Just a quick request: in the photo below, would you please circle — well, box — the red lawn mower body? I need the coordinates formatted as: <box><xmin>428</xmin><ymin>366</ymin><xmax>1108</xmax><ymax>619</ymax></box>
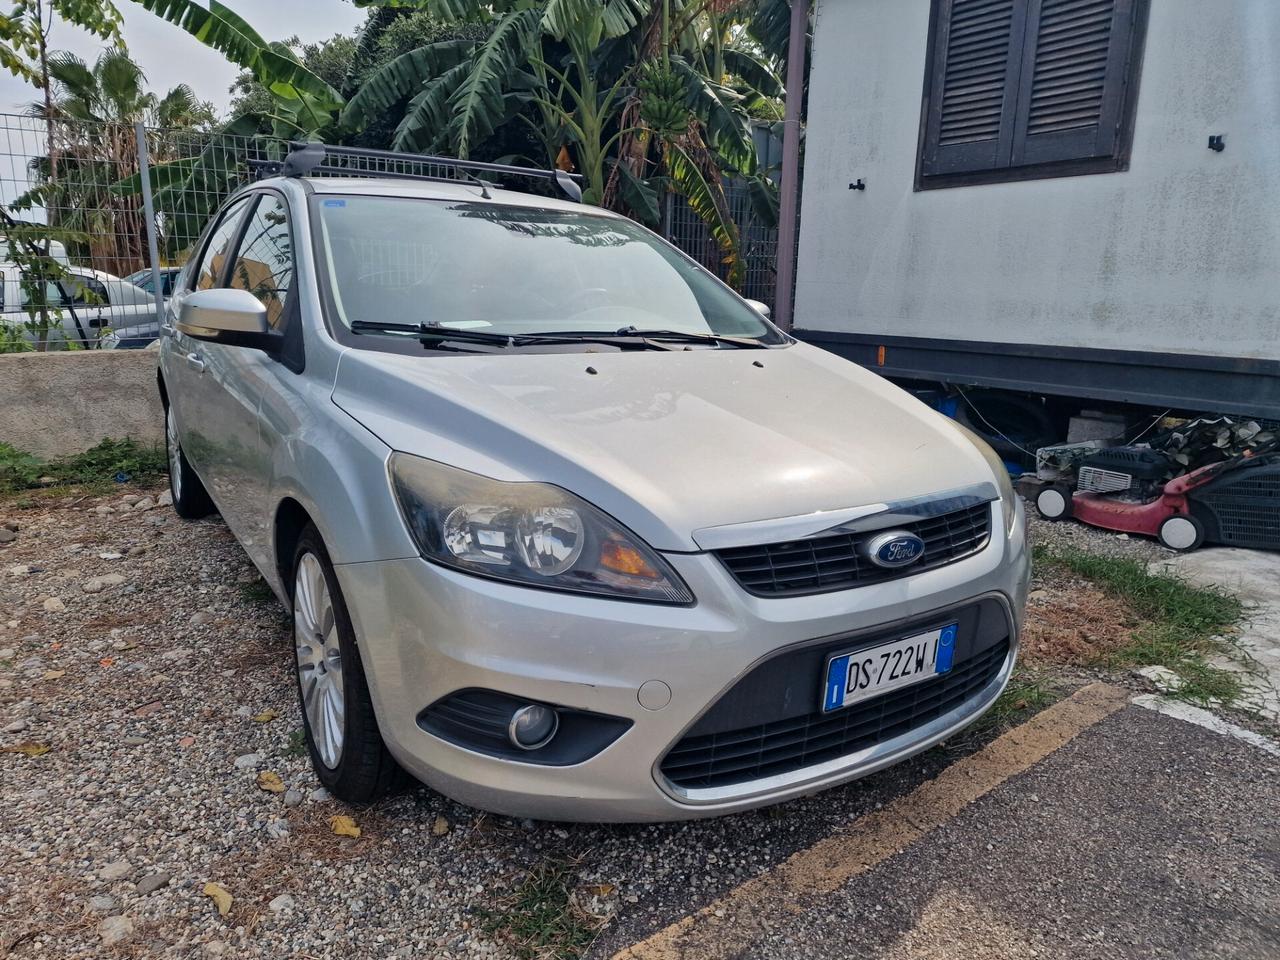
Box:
<box><xmin>1069</xmin><ymin>462</ymin><xmax>1220</xmax><ymax>537</ymax></box>
<box><xmin>1033</xmin><ymin>454</ymin><xmax>1276</xmax><ymax>551</ymax></box>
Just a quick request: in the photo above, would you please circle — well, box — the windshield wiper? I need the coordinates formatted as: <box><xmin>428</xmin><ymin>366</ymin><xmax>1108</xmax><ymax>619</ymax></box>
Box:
<box><xmin>608</xmin><ymin>327</ymin><xmax>769</xmax><ymax>349</ymax></box>
<box><xmin>351</xmin><ymin>319</ymin><xmax>517</xmax><ymax>349</ymax></box>
<box><xmin>349</xmin><ymin>320</ymin><xmax>680</xmax><ymax>352</ymax></box>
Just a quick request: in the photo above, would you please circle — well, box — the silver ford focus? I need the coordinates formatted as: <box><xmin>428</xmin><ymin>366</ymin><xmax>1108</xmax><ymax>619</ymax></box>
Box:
<box><xmin>159</xmin><ymin>146</ymin><xmax>1029</xmax><ymax>822</ymax></box>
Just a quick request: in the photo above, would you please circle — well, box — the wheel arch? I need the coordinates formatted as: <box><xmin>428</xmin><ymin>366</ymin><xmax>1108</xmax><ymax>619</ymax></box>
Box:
<box><xmin>274</xmin><ymin>497</ymin><xmax>314</xmax><ymax>604</ymax></box>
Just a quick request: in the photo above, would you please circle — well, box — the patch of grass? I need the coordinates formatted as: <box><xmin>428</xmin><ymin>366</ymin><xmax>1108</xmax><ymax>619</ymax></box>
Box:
<box><xmin>948</xmin><ymin>667</ymin><xmax>1056</xmax><ymax>749</ymax></box>
<box><xmin>0</xmin><ymin>438</ymin><xmax>167</xmax><ymax>495</ymax></box>
<box><xmin>1034</xmin><ymin>544</ymin><xmax>1245</xmax><ymax>706</ymax></box>
<box><xmin>284</xmin><ymin>728</ymin><xmax>307</xmax><ymax>758</ymax></box>
<box><xmin>479</xmin><ymin>860</ymin><xmax>603</xmax><ymax>960</ymax></box>
<box><xmin>238</xmin><ymin>578</ymin><xmax>276</xmax><ymax>606</ymax></box>
<box><xmin>986</xmin><ymin>669</ymin><xmax>1055</xmax><ymax>727</ymax></box>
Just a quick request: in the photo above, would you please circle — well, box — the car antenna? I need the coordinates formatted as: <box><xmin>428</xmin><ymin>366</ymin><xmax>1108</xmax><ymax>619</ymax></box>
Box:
<box><xmin>458</xmin><ymin>171</ymin><xmax>494</xmax><ymax>200</ymax></box>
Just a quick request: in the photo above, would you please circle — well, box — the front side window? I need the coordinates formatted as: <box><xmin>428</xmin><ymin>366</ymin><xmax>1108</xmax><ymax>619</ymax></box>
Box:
<box><xmin>195</xmin><ymin>196</ymin><xmax>252</xmax><ymax>291</ymax></box>
<box><xmin>918</xmin><ymin>0</ymin><xmax>1149</xmax><ymax>188</ymax></box>
<box><xmin>229</xmin><ymin>195</ymin><xmax>294</xmax><ymax>329</ymax></box>
<box><xmin>66</xmin><ymin>275</ymin><xmax>108</xmax><ymax>306</ymax></box>
<box><xmin>314</xmin><ymin>196</ymin><xmax>780</xmax><ymax>345</ymax></box>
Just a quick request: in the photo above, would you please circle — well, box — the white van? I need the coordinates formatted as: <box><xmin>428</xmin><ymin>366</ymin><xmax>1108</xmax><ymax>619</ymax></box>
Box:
<box><xmin>0</xmin><ymin>265</ymin><xmax>157</xmax><ymax>348</ymax></box>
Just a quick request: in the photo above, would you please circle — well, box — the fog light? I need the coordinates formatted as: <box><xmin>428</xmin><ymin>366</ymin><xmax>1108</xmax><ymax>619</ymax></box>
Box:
<box><xmin>508</xmin><ymin>704</ymin><xmax>559</xmax><ymax>750</ymax></box>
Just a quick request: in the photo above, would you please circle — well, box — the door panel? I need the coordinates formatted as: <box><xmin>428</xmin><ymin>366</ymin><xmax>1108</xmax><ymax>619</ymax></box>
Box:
<box><xmin>166</xmin><ymin>195</ymin><xmax>253</xmax><ymax>478</ymax></box>
<box><xmin>217</xmin><ymin>193</ymin><xmax>299</xmax><ymax>570</ymax></box>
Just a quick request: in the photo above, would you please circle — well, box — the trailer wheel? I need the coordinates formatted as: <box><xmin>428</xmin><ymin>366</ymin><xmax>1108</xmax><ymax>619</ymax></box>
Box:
<box><xmin>1158</xmin><ymin>514</ymin><xmax>1204</xmax><ymax>552</ymax></box>
<box><xmin>1035</xmin><ymin>484</ymin><xmax>1074</xmax><ymax>521</ymax></box>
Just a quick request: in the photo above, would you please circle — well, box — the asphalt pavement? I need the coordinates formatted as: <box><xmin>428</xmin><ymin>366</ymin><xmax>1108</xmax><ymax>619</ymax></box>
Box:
<box><xmin>599</xmin><ymin>687</ymin><xmax>1280</xmax><ymax>960</ymax></box>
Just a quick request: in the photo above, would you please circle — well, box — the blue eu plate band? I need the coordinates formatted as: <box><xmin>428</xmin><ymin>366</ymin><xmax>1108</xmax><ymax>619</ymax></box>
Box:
<box><xmin>935</xmin><ymin>623</ymin><xmax>958</xmax><ymax>674</ymax></box>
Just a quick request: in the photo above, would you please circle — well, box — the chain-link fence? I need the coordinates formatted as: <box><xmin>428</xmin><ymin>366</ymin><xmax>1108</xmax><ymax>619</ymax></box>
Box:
<box><xmin>0</xmin><ymin>112</ymin><xmax>779</xmax><ymax>351</ymax></box>
<box><xmin>665</xmin><ymin>183</ymin><xmax>778</xmax><ymax>310</ymax></box>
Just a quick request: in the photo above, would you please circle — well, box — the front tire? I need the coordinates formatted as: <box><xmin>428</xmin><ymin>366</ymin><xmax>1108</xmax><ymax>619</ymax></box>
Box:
<box><xmin>165</xmin><ymin>405</ymin><xmax>214</xmax><ymax>519</ymax></box>
<box><xmin>292</xmin><ymin>524</ymin><xmax>399</xmax><ymax>804</ymax></box>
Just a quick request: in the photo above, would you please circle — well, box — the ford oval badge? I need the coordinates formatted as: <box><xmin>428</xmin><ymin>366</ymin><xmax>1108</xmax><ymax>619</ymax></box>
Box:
<box><xmin>866</xmin><ymin>530</ymin><xmax>926</xmax><ymax>569</ymax></box>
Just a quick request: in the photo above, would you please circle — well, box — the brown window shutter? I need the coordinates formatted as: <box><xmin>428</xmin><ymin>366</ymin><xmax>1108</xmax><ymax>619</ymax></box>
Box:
<box><xmin>1009</xmin><ymin>0</ymin><xmax>1139</xmax><ymax>166</ymax></box>
<box><xmin>921</xmin><ymin>0</ymin><xmax>1029</xmax><ymax>176</ymax></box>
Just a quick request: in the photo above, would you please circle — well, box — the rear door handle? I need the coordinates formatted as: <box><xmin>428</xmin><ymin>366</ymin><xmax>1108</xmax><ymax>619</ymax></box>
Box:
<box><xmin>185</xmin><ymin>351</ymin><xmax>205</xmax><ymax>372</ymax></box>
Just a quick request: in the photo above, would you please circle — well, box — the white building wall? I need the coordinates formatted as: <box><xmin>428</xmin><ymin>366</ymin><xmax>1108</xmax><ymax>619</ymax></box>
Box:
<box><xmin>794</xmin><ymin>0</ymin><xmax>1280</xmax><ymax>361</ymax></box>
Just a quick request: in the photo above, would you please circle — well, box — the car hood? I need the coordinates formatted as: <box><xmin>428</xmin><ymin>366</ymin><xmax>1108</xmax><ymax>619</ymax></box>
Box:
<box><xmin>332</xmin><ymin>342</ymin><xmax>997</xmax><ymax>552</ymax></box>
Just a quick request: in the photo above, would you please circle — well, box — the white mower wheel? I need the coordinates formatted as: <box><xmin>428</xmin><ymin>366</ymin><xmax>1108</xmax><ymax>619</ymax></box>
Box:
<box><xmin>1158</xmin><ymin>514</ymin><xmax>1204</xmax><ymax>552</ymax></box>
<box><xmin>1035</xmin><ymin>485</ymin><xmax>1073</xmax><ymax>521</ymax></box>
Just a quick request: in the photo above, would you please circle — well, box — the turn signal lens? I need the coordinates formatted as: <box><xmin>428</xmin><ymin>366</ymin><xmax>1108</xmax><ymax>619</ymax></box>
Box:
<box><xmin>600</xmin><ymin>539</ymin><xmax>660</xmax><ymax>579</ymax></box>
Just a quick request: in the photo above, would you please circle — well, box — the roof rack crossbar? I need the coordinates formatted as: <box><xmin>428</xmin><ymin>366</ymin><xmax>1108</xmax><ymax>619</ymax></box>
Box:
<box><xmin>269</xmin><ymin>141</ymin><xmax>583</xmax><ymax>202</ymax></box>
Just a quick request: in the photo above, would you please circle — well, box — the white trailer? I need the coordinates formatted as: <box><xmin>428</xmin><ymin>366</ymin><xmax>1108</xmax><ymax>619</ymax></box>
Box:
<box><xmin>792</xmin><ymin>0</ymin><xmax>1280</xmax><ymax>419</ymax></box>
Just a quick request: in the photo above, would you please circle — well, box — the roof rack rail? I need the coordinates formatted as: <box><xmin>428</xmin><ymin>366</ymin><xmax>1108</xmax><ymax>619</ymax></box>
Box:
<box><xmin>250</xmin><ymin>142</ymin><xmax>584</xmax><ymax>203</ymax></box>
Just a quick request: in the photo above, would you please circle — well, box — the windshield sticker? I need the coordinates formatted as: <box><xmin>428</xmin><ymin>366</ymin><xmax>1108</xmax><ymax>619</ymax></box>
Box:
<box><xmin>323</xmin><ymin>199</ymin><xmax>346</xmax><ymax>207</ymax></box>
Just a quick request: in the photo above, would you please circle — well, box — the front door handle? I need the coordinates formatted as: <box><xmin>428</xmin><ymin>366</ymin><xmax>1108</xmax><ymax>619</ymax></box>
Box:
<box><xmin>185</xmin><ymin>351</ymin><xmax>205</xmax><ymax>372</ymax></box>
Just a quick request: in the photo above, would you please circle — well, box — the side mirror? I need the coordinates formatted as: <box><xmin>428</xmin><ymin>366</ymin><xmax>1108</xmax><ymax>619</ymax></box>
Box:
<box><xmin>745</xmin><ymin>298</ymin><xmax>772</xmax><ymax>320</ymax></box>
<box><xmin>176</xmin><ymin>288</ymin><xmax>275</xmax><ymax>348</ymax></box>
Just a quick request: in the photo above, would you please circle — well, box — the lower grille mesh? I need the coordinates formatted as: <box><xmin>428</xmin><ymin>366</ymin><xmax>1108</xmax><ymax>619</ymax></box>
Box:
<box><xmin>661</xmin><ymin>640</ymin><xmax>1009</xmax><ymax>790</ymax></box>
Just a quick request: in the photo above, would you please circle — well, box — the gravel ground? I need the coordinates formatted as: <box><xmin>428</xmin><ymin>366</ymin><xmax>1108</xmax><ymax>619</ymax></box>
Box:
<box><xmin>0</xmin><ymin>488</ymin><xmax>1212</xmax><ymax>958</ymax></box>
<box><xmin>1025</xmin><ymin>510</ymin><xmax>1170</xmax><ymax>565</ymax></box>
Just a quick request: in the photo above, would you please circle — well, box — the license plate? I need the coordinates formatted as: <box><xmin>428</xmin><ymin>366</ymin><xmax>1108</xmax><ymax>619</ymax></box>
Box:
<box><xmin>822</xmin><ymin>623</ymin><xmax>958</xmax><ymax>713</ymax></box>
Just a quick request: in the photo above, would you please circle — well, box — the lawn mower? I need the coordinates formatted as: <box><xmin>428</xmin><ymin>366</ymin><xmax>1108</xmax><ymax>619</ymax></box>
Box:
<box><xmin>1032</xmin><ymin>421</ymin><xmax>1280</xmax><ymax>552</ymax></box>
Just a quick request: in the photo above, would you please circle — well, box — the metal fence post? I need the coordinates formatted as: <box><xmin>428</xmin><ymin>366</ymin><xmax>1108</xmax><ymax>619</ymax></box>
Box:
<box><xmin>135</xmin><ymin>121</ymin><xmax>167</xmax><ymax>335</ymax></box>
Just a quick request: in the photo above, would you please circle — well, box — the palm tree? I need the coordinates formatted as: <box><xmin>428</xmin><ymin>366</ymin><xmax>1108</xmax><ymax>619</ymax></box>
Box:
<box><xmin>22</xmin><ymin>47</ymin><xmax>216</xmax><ymax>275</ymax></box>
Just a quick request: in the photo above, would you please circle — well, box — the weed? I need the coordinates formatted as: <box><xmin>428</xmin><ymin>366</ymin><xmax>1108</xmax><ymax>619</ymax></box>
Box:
<box><xmin>479</xmin><ymin>860</ymin><xmax>603</xmax><ymax>960</ymax></box>
<box><xmin>285</xmin><ymin>728</ymin><xmax>307</xmax><ymax>758</ymax></box>
<box><xmin>239</xmin><ymin>579</ymin><xmax>276</xmax><ymax>606</ymax></box>
<box><xmin>1035</xmin><ymin>545</ymin><xmax>1245</xmax><ymax>706</ymax></box>
<box><xmin>0</xmin><ymin>438</ymin><xmax>167</xmax><ymax>495</ymax></box>
<box><xmin>946</xmin><ymin>667</ymin><xmax>1056</xmax><ymax>750</ymax></box>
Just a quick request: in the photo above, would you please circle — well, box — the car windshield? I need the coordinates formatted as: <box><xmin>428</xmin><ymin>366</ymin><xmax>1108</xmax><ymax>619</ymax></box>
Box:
<box><xmin>313</xmin><ymin>195</ymin><xmax>781</xmax><ymax>343</ymax></box>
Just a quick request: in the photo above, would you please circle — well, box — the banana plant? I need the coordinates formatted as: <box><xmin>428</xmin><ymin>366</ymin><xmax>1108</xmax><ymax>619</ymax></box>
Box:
<box><xmin>129</xmin><ymin>0</ymin><xmax>792</xmax><ymax>288</ymax></box>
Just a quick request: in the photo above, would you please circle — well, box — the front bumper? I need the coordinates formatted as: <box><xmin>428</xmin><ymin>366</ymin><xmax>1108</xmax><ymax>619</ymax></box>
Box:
<box><xmin>336</xmin><ymin>500</ymin><xmax>1030</xmax><ymax>822</ymax></box>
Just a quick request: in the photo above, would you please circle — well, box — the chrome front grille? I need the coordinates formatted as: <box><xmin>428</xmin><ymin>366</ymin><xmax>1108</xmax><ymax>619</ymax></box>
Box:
<box><xmin>713</xmin><ymin>502</ymin><xmax>992</xmax><ymax>597</ymax></box>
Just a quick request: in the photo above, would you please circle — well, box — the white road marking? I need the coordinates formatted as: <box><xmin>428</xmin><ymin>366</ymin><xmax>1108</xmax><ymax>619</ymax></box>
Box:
<box><xmin>1131</xmin><ymin>694</ymin><xmax>1280</xmax><ymax>757</ymax></box>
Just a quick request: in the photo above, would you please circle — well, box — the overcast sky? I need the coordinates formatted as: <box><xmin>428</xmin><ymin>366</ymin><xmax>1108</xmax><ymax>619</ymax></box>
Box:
<box><xmin>0</xmin><ymin>1</ymin><xmax>368</xmax><ymax>116</ymax></box>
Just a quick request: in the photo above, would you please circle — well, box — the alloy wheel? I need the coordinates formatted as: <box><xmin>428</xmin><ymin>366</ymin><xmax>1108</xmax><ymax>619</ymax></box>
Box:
<box><xmin>166</xmin><ymin>407</ymin><xmax>183</xmax><ymax>502</ymax></box>
<box><xmin>294</xmin><ymin>551</ymin><xmax>345</xmax><ymax>768</ymax></box>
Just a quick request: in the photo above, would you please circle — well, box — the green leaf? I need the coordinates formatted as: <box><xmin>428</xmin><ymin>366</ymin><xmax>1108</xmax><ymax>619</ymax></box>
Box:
<box><xmin>393</xmin><ymin>60</ymin><xmax>473</xmax><ymax>153</ymax></box>
<box><xmin>542</xmin><ymin>0</ymin><xmax>599</xmax><ymax>42</ymax></box>
<box><xmin>671</xmin><ymin>55</ymin><xmax>755</xmax><ymax>175</ymax></box>
<box><xmin>746</xmin><ymin>173</ymin><xmax>779</xmax><ymax>229</ymax></box>
<box><xmin>444</xmin><ymin>8</ymin><xmax>541</xmax><ymax>158</ymax></box>
<box><xmin>602</xmin><ymin>0</ymin><xmax>646</xmax><ymax>39</ymax></box>
<box><xmin>667</xmin><ymin>142</ymin><xmax>742</xmax><ymax>289</ymax></box>
<box><xmin>341</xmin><ymin>39</ymin><xmax>478</xmax><ymax>131</ymax></box>
<box><xmin>723</xmin><ymin>48</ymin><xmax>784</xmax><ymax>100</ymax></box>
<box><xmin>208</xmin><ymin>0</ymin><xmax>266</xmax><ymax>47</ymax></box>
<box><xmin>608</xmin><ymin>159</ymin><xmax>660</xmax><ymax>227</ymax></box>
<box><xmin>354</xmin><ymin>0</ymin><xmax>493</xmax><ymax>18</ymax></box>
<box><xmin>747</xmin><ymin>0</ymin><xmax>795</xmax><ymax>66</ymax></box>
<box><xmin>110</xmin><ymin>155</ymin><xmax>198</xmax><ymax>197</ymax></box>
<box><xmin>129</xmin><ymin>0</ymin><xmax>344</xmax><ymax>111</ymax></box>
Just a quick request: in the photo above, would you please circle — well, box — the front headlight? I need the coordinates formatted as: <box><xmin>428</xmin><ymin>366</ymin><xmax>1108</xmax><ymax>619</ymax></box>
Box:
<box><xmin>389</xmin><ymin>453</ymin><xmax>694</xmax><ymax>604</ymax></box>
<box><xmin>950</xmin><ymin>422</ymin><xmax>1018</xmax><ymax>537</ymax></box>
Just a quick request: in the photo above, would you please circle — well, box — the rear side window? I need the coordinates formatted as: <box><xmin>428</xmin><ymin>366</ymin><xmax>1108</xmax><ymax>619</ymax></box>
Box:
<box><xmin>67</xmin><ymin>275</ymin><xmax>108</xmax><ymax>306</ymax></box>
<box><xmin>195</xmin><ymin>196</ymin><xmax>251</xmax><ymax>291</ymax></box>
<box><xmin>228</xmin><ymin>194</ymin><xmax>294</xmax><ymax>329</ymax></box>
